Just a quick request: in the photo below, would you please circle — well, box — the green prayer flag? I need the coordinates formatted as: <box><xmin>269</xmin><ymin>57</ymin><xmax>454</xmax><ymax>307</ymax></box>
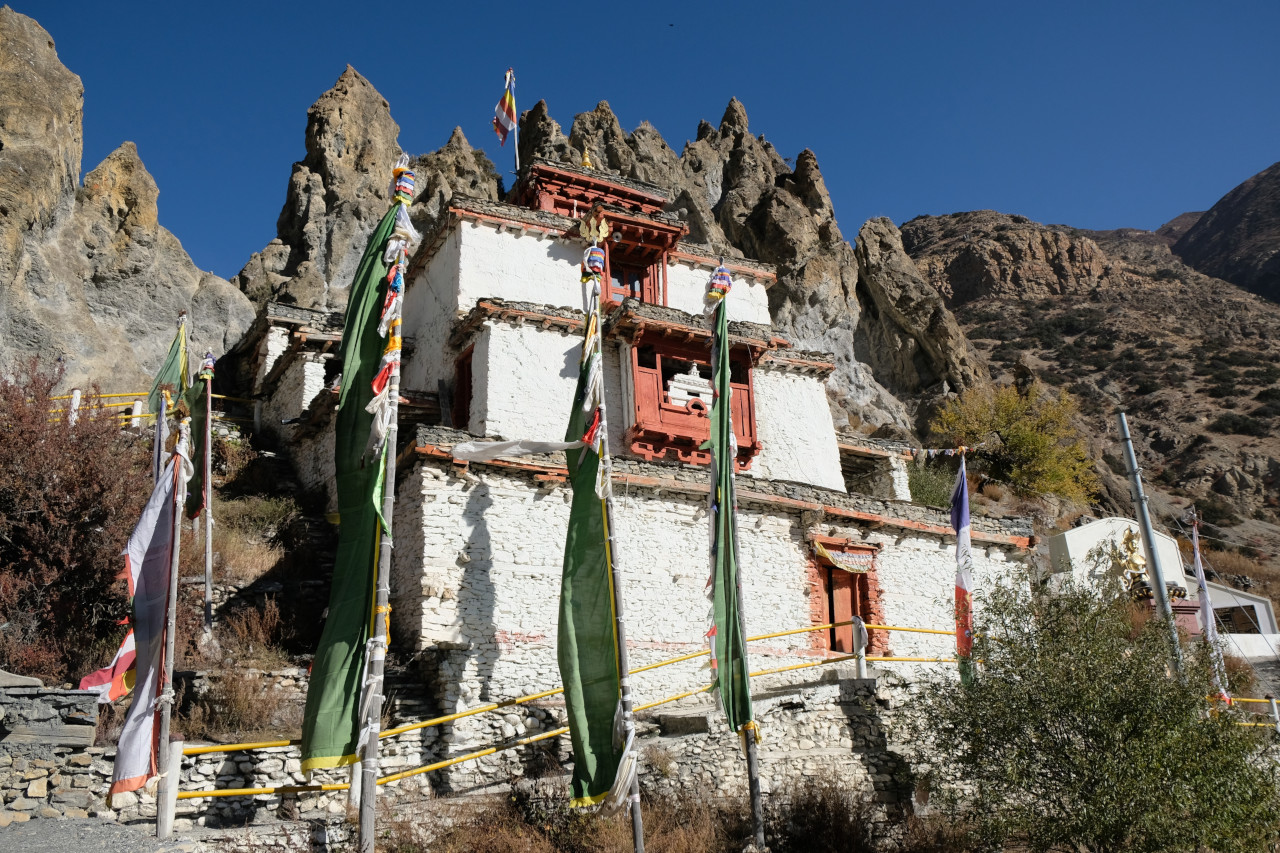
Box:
<box><xmin>300</xmin><ymin>205</ymin><xmax>397</xmax><ymax>773</ymax></box>
<box><xmin>183</xmin><ymin>373</ymin><xmax>210</xmax><ymax>519</ymax></box>
<box><xmin>558</xmin><ymin>350</ymin><xmax>624</xmax><ymax>807</ymax></box>
<box><xmin>148</xmin><ymin>324</ymin><xmax>188</xmax><ymax>415</ymax></box>
<box><xmin>707</xmin><ymin>299</ymin><xmax>754</xmax><ymax>733</ymax></box>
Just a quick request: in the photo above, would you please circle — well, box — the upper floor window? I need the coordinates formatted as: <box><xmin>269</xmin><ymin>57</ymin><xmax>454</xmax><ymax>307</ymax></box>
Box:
<box><xmin>623</xmin><ymin>333</ymin><xmax>761</xmax><ymax>470</ymax></box>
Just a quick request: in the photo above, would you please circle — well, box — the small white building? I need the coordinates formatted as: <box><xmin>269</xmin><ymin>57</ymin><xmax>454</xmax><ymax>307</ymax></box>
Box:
<box><xmin>1047</xmin><ymin>516</ymin><xmax>1280</xmax><ymax>663</ymax></box>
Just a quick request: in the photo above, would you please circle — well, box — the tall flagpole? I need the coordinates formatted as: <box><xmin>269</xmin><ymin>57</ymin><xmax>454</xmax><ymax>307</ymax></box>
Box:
<box><xmin>584</xmin><ymin>244</ymin><xmax>644</xmax><ymax>852</ymax></box>
<box><xmin>202</xmin><ymin>365</ymin><xmax>214</xmax><ymax>635</ymax></box>
<box><xmin>156</xmin><ymin>419</ymin><xmax>188</xmax><ymax>836</ymax></box>
<box><xmin>357</xmin><ymin>160</ymin><xmax>415</xmax><ymax>853</ymax></box>
<box><xmin>706</xmin><ymin>266</ymin><xmax>764</xmax><ymax>847</ymax></box>
<box><xmin>722</xmin><ymin>309</ymin><xmax>765</xmax><ymax>849</ymax></box>
<box><xmin>1116</xmin><ymin>409</ymin><xmax>1183</xmax><ymax>671</ymax></box>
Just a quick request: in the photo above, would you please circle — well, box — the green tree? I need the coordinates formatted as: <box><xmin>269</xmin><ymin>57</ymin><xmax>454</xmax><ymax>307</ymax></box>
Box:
<box><xmin>907</xmin><ymin>574</ymin><xmax>1280</xmax><ymax>853</ymax></box>
<box><xmin>931</xmin><ymin>382</ymin><xmax>1097</xmax><ymax>503</ymax></box>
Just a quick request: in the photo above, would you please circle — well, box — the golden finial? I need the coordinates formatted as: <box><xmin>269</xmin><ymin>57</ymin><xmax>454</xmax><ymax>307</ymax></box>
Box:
<box><xmin>581</xmin><ymin>150</ymin><xmax>594</xmax><ymax>170</ymax></box>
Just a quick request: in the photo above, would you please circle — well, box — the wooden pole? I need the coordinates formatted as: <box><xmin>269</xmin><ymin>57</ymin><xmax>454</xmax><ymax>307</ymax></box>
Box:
<box><xmin>156</xmin><ymin>423</ymin><xmax>187</xmax><ymax>838</ymax></box>
<box><xmin>589</xmin><ymin>277</ymin><xmax>645</xmax><ymax>853</ymax></box>
<box><xmin>717</xmin><ymin>297</ymin><xmax>765</xmax><ymax>848</ymax></box>
<box><xmin>358</xmin><ymin>352</ymin><xmax>400</xmax><ymax>853</ymax></box>
<box><xmin>203</xmin><ymin>375</ymin><xmax>214</xmax><ymax>635</ymax></box>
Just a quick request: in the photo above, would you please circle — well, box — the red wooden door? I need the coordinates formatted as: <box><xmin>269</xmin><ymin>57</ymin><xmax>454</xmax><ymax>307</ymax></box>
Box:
<box><xmin>831</xmin><ymin>570</ymin><xmax>855</xmax><ymax>653</ymax></box>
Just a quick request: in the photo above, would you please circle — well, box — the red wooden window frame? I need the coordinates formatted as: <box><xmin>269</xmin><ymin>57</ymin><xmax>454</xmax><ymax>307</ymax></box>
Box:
<box><xmin>452</xmin><ymin>346</ymin><xmax>474</xmax><ymax>430</ymax></box>
<box><xmin>624</xmin><ymin>334</ymin><xmax>761</xmax><ymax>470</ymax></box>
<box><xmin>807</xmin><ymin>539</ymin><xmax>888</xmax><ymax>656</ymax></box>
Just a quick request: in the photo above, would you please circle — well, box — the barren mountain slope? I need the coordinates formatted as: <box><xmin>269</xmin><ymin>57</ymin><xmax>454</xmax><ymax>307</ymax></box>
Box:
<box><xmin>903</xmin><ymin>211</ymin><xmax>1280</xmax><ymax>596</ymax></box>
<box><xmin>1173</xmin><ymin>160</ymin><xmax>1280</xmax><ymax>302</ymax></box>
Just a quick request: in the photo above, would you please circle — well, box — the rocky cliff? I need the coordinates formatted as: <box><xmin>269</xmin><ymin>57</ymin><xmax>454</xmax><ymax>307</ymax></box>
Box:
<box><xmin>233</xmin><ymin>67</ymin><xmax>502</xmax><ymax>311</ymax></box>
<box><xmin>1173</xmin><ymin>160</ymin><xmax>1280</xmax><ymax>302</ymax></box>
<box><xmin>0</xmin><ymin>7</ymin><xmax>254</xmax><ymax>389</ymax></box>
<box><xmin>902</xmin><ymin>211</ymin><xmax>1280</xmax><ymax>562</ymax></box>
<box><xmin>519</xmin><ymin>99</ymin><xmax>983</xmax><ymax>433</ymax></box>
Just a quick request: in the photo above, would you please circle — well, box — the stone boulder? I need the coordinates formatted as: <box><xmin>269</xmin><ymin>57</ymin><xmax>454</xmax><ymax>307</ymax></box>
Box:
<box><xmin>234</xmin><ymin>68</ymin><xmax>501</xmax><ymax>311</ymax></box>
<box><xmin>0</xmin><ymin>7</ymin><xmax>255</xmax><ymax>389</ymax></box>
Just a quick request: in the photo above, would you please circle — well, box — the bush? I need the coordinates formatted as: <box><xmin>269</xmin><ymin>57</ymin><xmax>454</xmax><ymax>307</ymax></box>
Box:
<box><xmin>0</xmin><ymin>360</ymin><xmax>150</xmax><ymax>683</ymax></box>
<box><xmin>930</xmin><ymin>383</ymin><xmax>1097</xmax><ymax>503</ymax></box>
<box><xmin>906</xmin><ymin>574</ymin><xmax>1280</xmax><ymax>852</ymax></box>
<box><xmin>907</xmin><ymin>459</ymin><xmax>957</xmax><ymax>508</ymax></box>
<box><xmin>1209</xmin><ymin>413</ymin><xmax>1270</xmax><ymax>437</ymax></box>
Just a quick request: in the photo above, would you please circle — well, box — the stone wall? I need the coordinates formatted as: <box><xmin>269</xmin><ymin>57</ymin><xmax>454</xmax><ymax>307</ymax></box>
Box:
<box><xmin>261</xmin><ymin>353</ymin><xmax>328</xmax><ymax>445</ymax></box>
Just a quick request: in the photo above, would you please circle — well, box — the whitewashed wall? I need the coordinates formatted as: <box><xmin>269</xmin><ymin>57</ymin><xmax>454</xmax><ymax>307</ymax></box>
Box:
<box><xmin>457</xmin><ymin>224</ymin><xmax>583</xmax><ymax>312</ymax></box>
<box><xmin>253</xmin><ymin>326</ymin><xmax>290</xmax><ymax>394</ymax></box>
<box><xmin>1047</xmin><ymin>517</ymin><xmax>1188</xmax><ymax>592</ymax></box>
<box><xmin>260</xmin><ymin>355</ymin><xmax>326</xmax><ymax>443</ymax></box>
<box><xmin>747</xmin><ymin>366</ymin><xmax>845</xmax><ymax>491</ymax></box>
<box><xmin>664</xmin><ymin>262</ymin><xmax>771</xmax><ymax>324</ymax></box>
<box><xmin>472</xmin><ymin>321</ymin><xmax>582</xmax><ymax>441</ymax></box>
<box><xmin>391</xmin><ymin>461</ymin><xmax>1023</xmax><ymax>721</ymax></box>
<box><xmin>401</xmin><ymin>229</ymin><xmax>463</xmax><ymax>396</ymax></box>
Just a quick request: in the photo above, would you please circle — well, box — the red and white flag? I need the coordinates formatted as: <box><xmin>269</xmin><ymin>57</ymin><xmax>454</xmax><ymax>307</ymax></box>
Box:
<box><xmin>109</xmin><ymin>430</ymin><xmax>192</xmax><ymax>799</ymax></box>
<box><xmin>79</xmin><ymin>630</ymin><xmax>137</xmax><ymax>704</ymax></box>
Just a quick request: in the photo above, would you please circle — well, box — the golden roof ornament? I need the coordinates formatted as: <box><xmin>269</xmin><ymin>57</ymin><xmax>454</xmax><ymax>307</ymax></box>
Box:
<box><xmin>580</xmin><ymin>211</ymin><xmax>610</xmax><ymax>243</ymax></box>
<box><xmin>581</xmin><ymin>150</ymin><xmax>594</xmax><ymax>170</ymax></box>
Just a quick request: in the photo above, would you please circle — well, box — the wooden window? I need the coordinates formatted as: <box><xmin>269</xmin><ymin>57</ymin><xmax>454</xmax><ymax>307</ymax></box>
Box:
<box><xmin>452</xmin><ymin>346</ymin><xmax>474</xmax><ymax>430</ymax></box>
<box><xmin>625</xmin><ymin>334</ymin><xmax>760</xmax><ymax>469</ymax></box>
<box><xmin>605</xmin><ymin>257</ymin><xmax>661</xmax><ymax>304</ymax></box>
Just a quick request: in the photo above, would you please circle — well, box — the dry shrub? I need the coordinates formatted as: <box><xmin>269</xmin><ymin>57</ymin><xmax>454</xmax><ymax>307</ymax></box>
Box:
<box><xmin>214</xmin><ymin>435</ymin><xmax>255</xmax><ymax>483</ymax></box>
<box><xmin>771</xmin><ymin>778</ymin><xmax>876</xmax><ymax>853</ymax></box>
<box><xmin>179</xmin><ymin>671</ymin><xmax>301</xmax><ymax>742</ymax></box>
<box><xmin>0</xmin><ymin>359</ymin><xmax>150</xmax><ymax>683</ymax></box>
<box><xmin>400</xmin><ymin>786</ymin><xmax>748</xmax><ymax>853</ymax></box>
<box><xmin>415</xmin><ymin>794</ymin><xmax>556</xmax><ymax>853</ymax></box>
<box><xmin>215</xmin><ymin>524</ymin><xmax>282</xmax><ymax>584</ymax></box>
<box><xmin>220</xmin><ymin>597</ymin><xmax>291</xmax><ymax>668</ymax></box>
<box><xmin>897</xmin><ymin>814</ymin><xmax>978</xmax><ymax>853</ymax></box>
<box><xmin>219</xmin><ymin>494</ymin><xmax>300</xmax><ymax>535</ymax></box>
<box><xmin>979</xmin><ymin>481</ymin><xmax>1006</xmax><ymax>502</ymax></box>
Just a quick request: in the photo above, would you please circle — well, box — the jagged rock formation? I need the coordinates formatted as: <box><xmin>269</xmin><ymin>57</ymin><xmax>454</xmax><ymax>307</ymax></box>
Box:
<box><xmin>234</xmin><ymin>67</ymin><xmax>501</xmax><ymax>311</ymax></box>
<box><xmin>1173</xmin><ymin>160</ymin><xmax>1280</xmax><ymax>302</ymax></box>
<box><xmin>902</xmin><ymin>210</ymin><xmax>1280</xmax><ymax>561</ymax></box>
<box><xmin>519</xmin><ymin>98</ymin><xmax>982</xmax><ymax>433</ymax></box>
<box><xmin>0</xmin><ymin>7</ymin><xmax>254</xmax><ymax>389</ymax></box>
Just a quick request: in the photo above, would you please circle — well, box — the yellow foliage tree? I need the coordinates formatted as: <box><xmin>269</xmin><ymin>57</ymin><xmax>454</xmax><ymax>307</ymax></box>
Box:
<box><xmin>931</xmin><ymin>382</ymin><xmax>1097</xmax><ymax>504</ymax></box>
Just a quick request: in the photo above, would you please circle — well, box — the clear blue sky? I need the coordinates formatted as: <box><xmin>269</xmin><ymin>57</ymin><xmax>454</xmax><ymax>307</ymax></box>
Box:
<box><xmin>16</xmin><ymin>0</ymin><xmax>1280</xmax><ymax>280</ymax></box>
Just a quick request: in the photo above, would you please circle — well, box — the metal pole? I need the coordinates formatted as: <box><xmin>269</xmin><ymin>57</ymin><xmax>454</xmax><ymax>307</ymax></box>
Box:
<box><xmin>156</xmin><ymin>424</ymin><xmax>187</xmax><ymax>838</ymax></box>
<box><xmin>1268</xmin><ymin>695</ymin><xmax>1279</xmax><ymax>736</ymax></box>
<box><xmin>359</xmin><ymin>358</ymin><xmax>400</xmax><ymax>853</ymax></box>
<box><xmin>1116</xmin><ymin>410</ymin><xmax>1182</xmax><ymax>670</ymax></box>
<box><xmin>203</xmin><ymin>375</ymin><xmax>213</xmax><ymax>635</ymax></box>
<box><xmin>591</xmin><ymin>282</ymin><xmax>644</xmax><ymax>853</ymax></box>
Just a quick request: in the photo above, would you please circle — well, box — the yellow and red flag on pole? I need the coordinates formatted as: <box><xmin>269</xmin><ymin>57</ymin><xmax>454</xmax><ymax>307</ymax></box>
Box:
<box><xmin>493</xmin><ymin>68</ymin><xmax>517</xmax><ymax>146</ymax></box>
